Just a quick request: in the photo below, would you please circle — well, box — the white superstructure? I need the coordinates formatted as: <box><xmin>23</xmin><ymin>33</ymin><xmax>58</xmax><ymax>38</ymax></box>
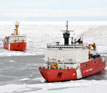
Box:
<box><xmin>9</xmin><ymin>35</ymin><xmax>26</xmax><ymax>43</ymax></box>
<box><xmin>46</xmin><ymin>44</ymin><xmax>89</xmax><ymax>63</ymax></box>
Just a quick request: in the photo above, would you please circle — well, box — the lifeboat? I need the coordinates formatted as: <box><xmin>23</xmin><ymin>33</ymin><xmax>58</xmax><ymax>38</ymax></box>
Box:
<box><xmin>3</xmin><ymin>22</ymin><xmax>26</xmax><ymax>51</ymax></box>
<box><xmin>39</xmin><ymin>21</ymin><xmax>106</xmax><ymax>82</ymax></box>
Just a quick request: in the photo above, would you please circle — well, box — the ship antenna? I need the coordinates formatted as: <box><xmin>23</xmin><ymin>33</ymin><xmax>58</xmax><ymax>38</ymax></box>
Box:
<box><xmin>15</xmin><ymin>21</ymin><xmax>19</xmax><ymax>35</ymax></box>
<box><xmin>66</xmin><ymin>20</ymin><xmax>68</xmax><ymax>32</ymax></box>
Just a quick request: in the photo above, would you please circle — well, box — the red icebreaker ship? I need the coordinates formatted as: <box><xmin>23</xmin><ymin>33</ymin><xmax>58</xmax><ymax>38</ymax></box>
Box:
<box><xmin>39</xmin><ymin>21</ymin><xmax>106</xmax><ymax>82</ymax></box>
<box><xmin>3</xmin><ymin>22</ymin><xmax>26</xmax><ymax>51</ymax></box>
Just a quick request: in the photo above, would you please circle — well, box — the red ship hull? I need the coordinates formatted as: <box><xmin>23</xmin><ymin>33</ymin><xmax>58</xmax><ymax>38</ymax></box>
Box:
<box><xmin>40</xmin><ymin>68</ymin><xmax>77</xmax><ymax>82</ymax></box>
<box><xmin>80</xmin><ymin>58</ymin><xmax>106</xmax><ymax>78</ymax></box>
<box><xmin>3</xmin><ymin>42</ymin><xmax>26</xmax><ymax>51</ymax></box>
<box><xmin>39</xmin><ymin>58</ymin><xmax>106</xmax><ymax>82</ymax></box>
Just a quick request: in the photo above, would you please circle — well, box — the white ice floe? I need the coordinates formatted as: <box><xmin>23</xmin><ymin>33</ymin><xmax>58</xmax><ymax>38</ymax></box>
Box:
<box><xmin>0</xmin><ymin>79</ymin><xmax>107</xmax><ymax>93</ymax></box>
<box><xmin>9</xmin><ymin>60</ymin><xmax>15</xmax><ymax>63</ymax></box>
<box><xmin>19</xmin><ymin>78</ymin><xmax>31</xmax><ymax>81</ymax></box>
<box><xmin>19</xmin><ymin>77</ymin><xmax>45</xmax><ymax>83</ymax></box>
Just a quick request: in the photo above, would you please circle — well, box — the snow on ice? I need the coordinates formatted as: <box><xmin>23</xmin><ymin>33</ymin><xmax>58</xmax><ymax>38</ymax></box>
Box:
<box><xmin>0</xmin><ymin>79</ymin><xmax>107</xmax><ymax>93</ymax></box>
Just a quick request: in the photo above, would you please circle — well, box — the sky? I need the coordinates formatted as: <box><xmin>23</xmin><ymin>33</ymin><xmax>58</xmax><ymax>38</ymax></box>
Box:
<box><xmin>0</xmin><ymin>0</ymin><xmax>107</xmax><ymax>21</ymax></box>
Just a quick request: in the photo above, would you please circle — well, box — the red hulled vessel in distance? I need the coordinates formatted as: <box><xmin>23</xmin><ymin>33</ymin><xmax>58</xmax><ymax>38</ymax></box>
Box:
<box><xmin>3</xmin><ymin>22</ymin><xmax>26</xmax><ymax>51</ymax></box>
<box><xmin>39</xmin><ymin>21</ymin><xmax>106</xmax><ymax>82</ymax></box>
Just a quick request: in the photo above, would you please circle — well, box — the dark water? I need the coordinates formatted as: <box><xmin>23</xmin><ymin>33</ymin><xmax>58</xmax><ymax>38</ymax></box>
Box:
<box><xmin>0</xmin><ymin>55</ymin><xmax>107</xmax><ymax>85</ymax></box>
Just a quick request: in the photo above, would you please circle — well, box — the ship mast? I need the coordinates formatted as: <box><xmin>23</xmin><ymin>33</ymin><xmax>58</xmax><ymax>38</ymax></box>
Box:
<box><xmin>62</xmin><ymin>21</ymin><xmax>73</xmax><ymax>45</ymax></box>
<box><xmin>66</xmin><ymin>20</ymin><xmax>68</xmax><ymax>31</ymax></box>
<box><xmin>15</xmin><ymin>22</ymin><xmax>19</xmax><ymax>35</ymax></box>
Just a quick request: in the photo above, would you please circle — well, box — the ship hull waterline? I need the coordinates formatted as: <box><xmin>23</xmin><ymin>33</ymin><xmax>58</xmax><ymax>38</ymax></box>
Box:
<box><xmin>3</xmin><ymin>42</ymin><xmax>26</xmax><ymax>51</ymax></box>
<box><xmin>39</xmin><ymin>58</ymin><xmax>106</xmax><ymax>82</ymax></box>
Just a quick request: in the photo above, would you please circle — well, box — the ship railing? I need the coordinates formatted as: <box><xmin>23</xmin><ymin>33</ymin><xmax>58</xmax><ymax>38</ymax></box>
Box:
<box><xmin>47</xmin><ymin>44</ymin><xmax>87</xmax><ymax>49</ymax></box>
<box><xmin>10</xmin><ymin>34</ymin><xmax>26</xmax><ymax>37</ymax></box>
<box><xmin>39</xmin><ymin>61</ymin><xmax>78</xmax><ymax>69</ymax></box>
<box><xmin>39</xmin><ymin>65</ymin><xmax>78</xmax><ymax>70</ymax></box>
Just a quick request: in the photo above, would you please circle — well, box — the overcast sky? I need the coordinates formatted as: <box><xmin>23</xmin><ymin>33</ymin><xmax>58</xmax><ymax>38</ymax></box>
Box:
<box><xmin>0</xmin><ymin>0</ymin><xmax>107</xmax><ymax>21</ymax></box>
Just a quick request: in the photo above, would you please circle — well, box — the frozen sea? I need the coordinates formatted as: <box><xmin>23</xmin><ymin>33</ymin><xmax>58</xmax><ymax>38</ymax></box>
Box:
<box><xmin>0</xmin><ymin>21</ymin><xmax>107</xmax><ymax>93</ymax></box>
